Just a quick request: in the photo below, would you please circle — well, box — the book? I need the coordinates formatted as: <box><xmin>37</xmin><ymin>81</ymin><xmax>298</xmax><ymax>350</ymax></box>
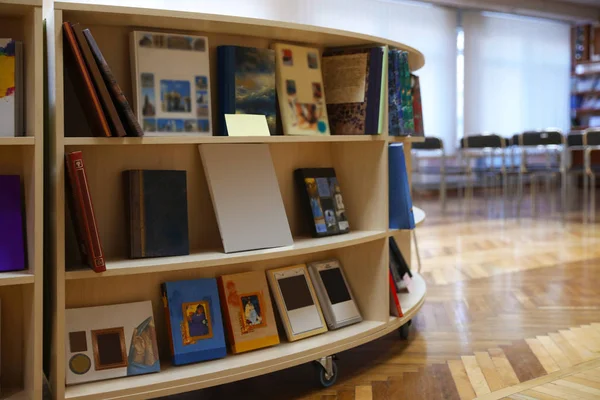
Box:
<box><xmin>272</xmin><ymin>43</ymin><xmax>330</xmax><ymax>136</ymax></box>
<box><xmin>411</xmin><ymin>74</ymin><xmax>424</xmax><ymax>136</ymax></box>
<box><xmin>388</xmin><ymin>270</ymin><xmax>403</xmax><ymax>317</ymax></box>
<box><xmin>198</xmin><ymin>143</ymin><xmax>293</xmax><ymax>253</ymax></box>
<box><xmin>65</xmin><ymin>301</ymin><xmax>160</xmax><ymax>385</ymax></box>
<box><xmin>162</xmin><ymin>278</ymin><xmax>227</xmax><ymax>365</ymax></box>
<box><xmin>123</xmin><ymin>170</ymin><xmax>189</xmax><ymax>258</ymax></box>
<box><xmin>308</xmin><ymin>259</ymin><xmax>362</xmax><ymax>330</ymax></box>
<box><xmin>70</xmin><ymin>23</ymin><xmax>126</xmax><ymax>138</ymax></box>
<box><xmin>65</xmin><ymin>152</ymin><xmax>106</xmax><ymax>273</ymax></box>
<box><xmin>83</xmin><ymin>28</ymin><xmax>144</xmax><ymax>137</ymax></box>
<box><xmin>295</xmin><ymin>168</ymin><xmax>350</xmax><ymax>237</ymax></box>
<box><xmin>398</xmin><ymin>51</ymin><xmax>415</xmax><ymax>135</ymax></box>
<box><xmin>389</xmin><ymin>144</ymin><xmax>415</xmax><ymax>230</ymax></box>
<box><xmin>322</xmin><ymin>46</ymin><xmax>383</xmax><ymax>135</ymax></box>
<box><xmin>267</xmin><ymin>264</ymin><xmax>328</xmax><ymax>341</ymax></box>
<box><xmin>218</xmin><ymin>271</ymin><xmax>279</xmax><ymax>354</ymax></box>
<box><xmin>217</xmin><ymin>46</ymin><xmax>277</xmax><ymax>136</ymax></box>
<box><xmin>130</xmin><ymin>31</ymin><xmax>212</xmax><ymax>135</ymax></box>
<box><xmin>62</xmin><ymin>23</ymin><xmax>111</xmax><ymax>138</ymax></box>
<box><xmin>389</xmin><ymin>237</ymin><xmax>412</xmax><ymax>292</ymax></box>
<box><xmin>388</xmin><ymin>50</ymin><xmax>414</xmax><ymax>136</ymax></box>
<box><xmin>0</xmin><ymin>175</ymin><xmax>26</xmax><ymax>272</ymax></box>
<box><xmin>0</xmin><ymin>39</ymin><xmax>22</xmax><ymax>137</ymax></box>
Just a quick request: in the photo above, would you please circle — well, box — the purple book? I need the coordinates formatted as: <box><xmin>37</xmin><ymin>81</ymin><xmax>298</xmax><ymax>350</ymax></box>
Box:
<box><xmin>0</xmin><ymin>176</ymin><xmax>26</xmax><ymax>271</ymax></box>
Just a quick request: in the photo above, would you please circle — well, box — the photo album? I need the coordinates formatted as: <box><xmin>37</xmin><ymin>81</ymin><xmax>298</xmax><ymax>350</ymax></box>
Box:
<box><xmin>130</xmin><ymin>31</ymin><xmax>212</xmax><ymax>135</ymax></box>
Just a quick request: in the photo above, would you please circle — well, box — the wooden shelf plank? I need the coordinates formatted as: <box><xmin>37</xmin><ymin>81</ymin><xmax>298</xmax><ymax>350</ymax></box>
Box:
<box><xmin>0</xmin><ymin>271</ymin><xmax>34</xmax><ymax>287</ymax></box>
<box><xmin>63</xmin><ymin>135</ymin><xmax>385</xmax><ymax>145</ymax></box>
<box><xmin>53</xmin><ymin>0</ymin><xmax>424</xmax><ymax>70</ymax></box>
<box><xmin>414</xmin><ymin>206</ymin><xmax>426</xmax><ymax>226</ymax></box>
<box><xmin>65</xmin><ymin>230</ymin><xmax>387</xmax><ymax>280</ymax></box>
<box><xmin>388</xmin><ymin>136</ymin><xmax>426</xmax><ymax>143</ymax></box>
<box><xmin>0</xmin><ymin>137</ymin><xmax>35</xmax><ymax>146</ymax></box>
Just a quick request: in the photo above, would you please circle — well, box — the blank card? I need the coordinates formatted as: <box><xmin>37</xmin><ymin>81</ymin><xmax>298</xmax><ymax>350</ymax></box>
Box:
<box><xmin>199</xmin><ymin>144</ymin><xmax>293</xmax><ymax>253</ymax></box>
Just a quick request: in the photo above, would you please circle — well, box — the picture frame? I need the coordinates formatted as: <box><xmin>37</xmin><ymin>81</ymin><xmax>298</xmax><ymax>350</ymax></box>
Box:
<box><xmin>91</xmin><ymin>327</ymin><xmax>128</xmax><ymax>371</ymax></box>
<box><xmin>181</xmin><ymin>300</ymin><xmax>213</xmax><ymax>345</ymax></box>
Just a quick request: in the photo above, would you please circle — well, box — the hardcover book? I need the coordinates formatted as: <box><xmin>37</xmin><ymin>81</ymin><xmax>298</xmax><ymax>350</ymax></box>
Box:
<box><xmin>0</xmin><ymin>39</ymin><xmax>23</xmax><ymax>137</ymax></box>
<box><xmin>0</xmin><ymin>175</ymin><xmax>26</xmax><ymax>272</ymax></box>
<box><xmin>267</xmin><ymin>264</ymin><xmax>328</xmax><ymax>341</ymax></box>
<box><xmin>322</xmin><ymin>46</ymin><xmax>383</xmax><ymax>135</ymax></box>
<box><xmin>217</xmin><ymin>46</ymin><xmax>277</xmax><ymax>136</ymax></box>
<box><xmin>218</xmin><ymin>271</ymin><xmax>279</xmax><ymax>354</ymax></box>
<box><xmin>83</xmin><ymin>28</ymin><xmax>143</xmax><ymax>137</ymax></box>
<box><xmin>130</xmin><ymin>31</ymin><xmax>212</xmax><ymax>135</ymax></box>
<box><xmin>63</xmin><ymin>23</ymin><xmax>111</xmax><ymax>138</ymax></box>
<box><xmin>199</xmin><ymin>143</ymin><xmax>293</xmax><ymax>253</ymax></box>
<box><xmin>65</xmin><ymin>301</ymin><xmax>160</xmax><ymax>385</ymax></box>
<box><xmin>398</xmin><ymin>51</ymin><xmax>415</xmax><ymax>135</ymax></box>
<box><xmin>389</xmin><ymin>144</ymin><xmax>415</xmax><ymax>230</ymax></box>
<box><xmin>388</xmin><ymin>49</ymin><xmax>402</xmax><ymax>136</ymax></box>
<box><xmin>389</xmin><ymin>237</ymin><xmax>412</xmax><ymax>292</ymax></box>
<box><xmin>272</xmin><ymin>43</ymin><xmax>330</xmax><ymax>136</ymax></box>
<box><xmin>295</xmin><ymin>168</ymin><xmax>350</xmax><ymax>237</ymax></box>
<box><xmin>411</xmin><ymin>74</ymin><xmax>424</xmax><ymax>136</ymax></box>
<box><xmin>389</xmin><ymin>271</ymin><xmax>403</xmax><ymax>318</ymax></box>
<box><xmin>162</xmin><ymin>278</ymin><xmax>227</xmax><ymax>365</ymax></box>
<box><xmin>70</xmin><ymin>23</ymin><xmax>126</xmax><ymax>137</ymax></box>
<box><xmin>123</xmin><ymin>170</ymin><xmax>189</xmax><ymax>258</ymax></box>
<box><xmin>65</xmin><ymin>152</ymin><xmax>106</xmax><ymax>273</ymax></box>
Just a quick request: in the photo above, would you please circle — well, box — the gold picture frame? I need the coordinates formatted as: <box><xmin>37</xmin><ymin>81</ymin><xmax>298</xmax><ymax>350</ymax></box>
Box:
<box><xmin>91</xmin><ymin>327</ymin><xmax>128</xmax><ymax>371</ymax></box>
<box><xmin>181</xmin><ymin>300</ymin><xmax>213</xmax><ymax>345</ymax></box>
<box><xmin>239</xmin><ymin>291</ymin><xmax>267</xmax><ymax>334</ymax></box>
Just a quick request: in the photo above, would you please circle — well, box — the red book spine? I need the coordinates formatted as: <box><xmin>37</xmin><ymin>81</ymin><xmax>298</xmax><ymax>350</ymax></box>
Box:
<box><xmin>389</xmin><ymin>271</ymin><xmax>403</xmax><ymax>317</ymax></box>
<box><xmin>65</xmin><ymin>151</ymin><xmax>106</xmax><ymax>272</ymax></box>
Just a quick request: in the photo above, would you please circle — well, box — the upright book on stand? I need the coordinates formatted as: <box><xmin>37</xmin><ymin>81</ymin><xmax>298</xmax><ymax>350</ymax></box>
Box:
<box><xmin>389</xmin><ymin>144</ymin><xmax>415</xmax><ymax>229</ymax></box>
<box><xmin>411</xmin><ymin>74</ymin><xmax>424</xmax><ymax>136</ymax></box>
<box><xmin>0</xmin><ymin>175</ymin><xmax>26</xmax><ymax>272</ymax></box>
<box><xmin>0</xmin><ymin>39</ymin><xmax>23</xmax><ymax>137</ymax></box>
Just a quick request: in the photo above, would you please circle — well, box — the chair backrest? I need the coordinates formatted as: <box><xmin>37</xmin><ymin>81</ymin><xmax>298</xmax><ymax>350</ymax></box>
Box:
<box><xmin>567</xmin><ymin>132</ymin><xmax>584</xmax><ymax>147</ymax></box>
<box><xmin>519</xmin><ymin>130</ymin><xmax>564</xmax><ymax>146</ymax></box>
<box><xmin>460</xmin><ymin>134</ymin><xmax>504</xmax><ymax>149</ymax></box>
<box><xmin>584</xmin><ymin>128</ymin><xmax>600</xmax><ymax>146</ymax></box>
<box><xmin>412</xmin><ymin>137</ymin><xmax>443</xmax><ymax>150</ymax></box>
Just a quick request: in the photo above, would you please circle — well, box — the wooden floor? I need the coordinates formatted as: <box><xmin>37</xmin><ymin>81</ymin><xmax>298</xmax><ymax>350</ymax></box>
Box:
<box><xmin>165</xmin><ymin>194</ymin><xmax>600</xmax><ymax>400</ymax></box>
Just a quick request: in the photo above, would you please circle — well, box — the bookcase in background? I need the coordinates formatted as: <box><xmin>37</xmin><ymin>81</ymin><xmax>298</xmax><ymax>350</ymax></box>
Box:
<box><xmin>46</xmin><ymin>1</ymin><xmax>427</xmax><ymax>399</ymax></box>
<box><xmin>0</xmin><ymin>0</ymin><xmax>43</xmax><ymax>398</ymax></box>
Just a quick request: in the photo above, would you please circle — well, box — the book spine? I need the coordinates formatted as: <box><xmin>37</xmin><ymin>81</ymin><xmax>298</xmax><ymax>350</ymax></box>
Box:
<box><xmin>294</xmin><ymin>169</ymin><xmax>319</xmax><ymax>238</ymax></box>
<box><xmin>126</xmin><ymin>170</ymin><xmax>144</xmax><ymax>258</ymax></box>
<box><xmin>83</xmin><ymin>29</ymin><xmax>144</xmax><ymax>137</ymax></box>
<box><xmin>217</xmin><ymin>277</ymin><xmax>236</xmax><ymax>353</ymax></box>
<box><xmin>161</xmin><ymin>284</ymin><xmax>176</xmax><ymax>361</ymax></box>
<box><xmin>71</xmin><ymin>23</ymin><xmax>126</xmax><ymax>137</ymax></box>
<box><xmin>389</xmin><ymin>271</ymin><xmax>403</xmax><ymax>317</ymax></box>
<box><xmin>217</xmin><ymin>46</ymin><xmax>235</xmax><ymax>136</ymax></box>
<box><xmin>65</xmin><ymin>152</ymin><xmax>106</xmax><ymax>272</ymax></box>
<box><xmin>364</xmin><ymin>47</ymin><xmax>382</xmax><ymax>135</ymax></box>
<box><xmin>62</xmin><ymin>22</ymin><xmax>112</xmax><ymax>138</ymax></box>
<box><xmin>378</xmin><ymin>46</ymin><xmax>388</xmax><ymax>135</ymax></box>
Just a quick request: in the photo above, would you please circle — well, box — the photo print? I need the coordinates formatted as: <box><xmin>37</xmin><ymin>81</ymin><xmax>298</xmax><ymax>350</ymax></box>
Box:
<box><xmin>161</xmin><ymin>80</ymin><xmax>191</xmax><ymax>113</ymax></box>
<box><xmin>240</xmin><ymin>292</ymin><xmax>266</xmax><ymax>333</ymax></box>
<box><xmin>181</xmin><ymin>301</ymin><xmax>213</xmax><ymax>345</ymax></box>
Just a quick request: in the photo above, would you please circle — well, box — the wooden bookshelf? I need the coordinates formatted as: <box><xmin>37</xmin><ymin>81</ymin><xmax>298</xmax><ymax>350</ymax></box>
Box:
<box><xmin>0</xmin><ymin>1</ymin><xmax>43</xmax><ymax>399</ymax></box>
<box><xmin>46</xmin><ymin>2</ymin><xmax>427</xmax><ymax>399</ymax></box>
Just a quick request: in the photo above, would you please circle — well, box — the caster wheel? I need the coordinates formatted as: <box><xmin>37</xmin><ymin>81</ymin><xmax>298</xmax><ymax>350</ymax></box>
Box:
<box><xmin>399</xmin><ymin>323</ymin><xmax>410</xmax><ymax>340</ymax></box>
<box><xmin>316</xmin><ymin>360</ymin><xmax>338</xmax><ymax>388</ymax></box>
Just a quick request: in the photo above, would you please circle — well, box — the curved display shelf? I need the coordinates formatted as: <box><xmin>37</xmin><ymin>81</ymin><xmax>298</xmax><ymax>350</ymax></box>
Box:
<box><xmin>65</xmin><ymin>230</ymin><xmax>387</xmax><ymax>280</ymax></box>
<box><xmin>0</xmin><ymin>137</ymin><xmax>35</xmax><ymax>146</ymax></box>
<box><xmin>65</xmin><ymin>273</ymin><xmax>426</xmax><ymax>400</ymax></box>
<box><xmin>54</xmin><ymin>0</ymin><xmax>425</xmax><ymax>71</ymax></box>
<box><xmin>414</xmin><ymin>206</ymin><xmax>426</xmax><ymax>226</ymax></box>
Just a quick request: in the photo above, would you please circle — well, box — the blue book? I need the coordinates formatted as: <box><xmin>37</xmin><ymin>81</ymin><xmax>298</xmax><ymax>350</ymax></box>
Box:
<box><xmin>389</xmin><ymin>144</ymin><xmax>415</xmax><ymax>229</ymax></box>
<box><xmin>217</xmin><ymin>46</ymin><xmax>277</xmax><ymax>136</ymax></box>
<box><xmin>162</xmin><ymin>278</ymin><xmax>227</xmax><ymax>366</ymax></box>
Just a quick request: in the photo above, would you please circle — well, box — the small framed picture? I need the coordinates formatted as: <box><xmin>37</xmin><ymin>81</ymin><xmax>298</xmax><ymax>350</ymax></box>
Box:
<box><xmin>91</xmin><ymin>327</ymin><xmax>128</xmax><ymax>371</ymax></box>
<box><xmin>181</xmin><ymin>300</ymin><xmax>213</xmax><ymax>345</ymax></box>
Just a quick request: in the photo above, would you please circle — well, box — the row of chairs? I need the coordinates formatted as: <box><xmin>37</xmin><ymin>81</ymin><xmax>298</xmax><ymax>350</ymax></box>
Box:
<box><xmin>411</xmin><ymin>129</ymin><xmax>600</xmax><ymax>220</ymax></box>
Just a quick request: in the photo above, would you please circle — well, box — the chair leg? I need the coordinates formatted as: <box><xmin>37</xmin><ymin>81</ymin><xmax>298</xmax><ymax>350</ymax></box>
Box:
<box><xmin>561</xmin><ymin>171</ymin><xmax>567</xmax><ymax>221</ymax></box>
<box><xmin>517</xmin><ymin>173</ymin><xmax>524</xmax><ymax>219</ymax></box>
<box><xmin>592</xmin><ymin>174</ymin><xmax>596</xmax><ymax>223</ymax></box>
<box><xmin>584</xmin><ymin>173</ymin><xmax>589</xmax><ymax>223</ymax></box>
<box><xmin>441</xmin><ymin>171</ymin><xmax>447</xmax><ymax>214</ymax></box>
<box><xmin>531</xmin><ymin>175</ymin><xmax>537</xmax><ymax>217</ymax></box>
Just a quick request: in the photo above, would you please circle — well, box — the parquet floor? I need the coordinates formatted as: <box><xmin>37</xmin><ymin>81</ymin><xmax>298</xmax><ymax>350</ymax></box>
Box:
<box><xmin>171</xmin><ymin>194</ymin><xmax>600</xmax><ymax>400</ymax></box>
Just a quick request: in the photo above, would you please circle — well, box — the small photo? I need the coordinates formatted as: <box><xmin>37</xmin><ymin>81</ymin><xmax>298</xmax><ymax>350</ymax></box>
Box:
<box><xmin>286</xmin><ymin>80</ymin><xmax>296</xmax><ymax>96</ymax></box>
<box><xmin>197</xmin><ymin>119</ymin><xmax>210</xmax><ymax>132</ymax></box>
<box><xmin>193</xmin><ymin>38</ymin><xmax>206</xmax><ymax>52</ymax></box>
<box><xmin>324</xmin><ymin>209</ymin><xmax>336</xmax><ymax>228</ymax></box>
<box><xmin>196</xmin><ymin>105</ymin><xmax>209</xmax><ymax>117</ymax></box>
<box><xmin>141</xmin><ymin>87</ymin><xmax>156</xmax><ymax>117</ymax></box>
<box><xmin>195</xmin><ymin>76</ymin><xmax>208</xmax><ymax>91</ymax></box>
<box><xmin>312</xmin><ymin>82</ymin><xmax>323</xmax><ymax>99</ymax></box>
<box><xmin>282</xmin><ymin>49</ymin><xmax>293</xmax><ymax>66</ymax></box>
<box><xmin>152</xmin><ymin>34</ymin><xmax>165</xmax><ymax>48</ymax></box>
<box><xmin>91</xmin><ymin>327</ymin><xmax>127</xmax><ymax>371</ymax></box>
<box><xmin>157</xmin><ymin>119</ymin><xmax>184</xmax><ymax>132</ymax></box>
<box><xmin>141</xmin><ymin>73</ymin><xmax>154</xmax><ymax>88</ymax></box>
<box><xmin>181</xmin><ymin>301</ymin><xmax>213</xmax><ymax>345</ymax></box>
<box><xmin>160</xmin><ymin>80</ymin><xmax>192</xmax><ymax>113</ymax></box>
<box><xmin>307</xmin><ymin>52</ymin><xmax>319</xmax><ymax>69</ymax></box>
<box><xmin>315</xmin><ymin>223</ymin><xmax>327</xmax><ymax>233</ymax></box>
<box><xmin>143</xmin><ymin>118</ymin><xmax>156</xmax><ymax>132</ymax></box>
<box><xmin>196</xmin><ymin>91</ymin><xmax>209</xmax><ymax>106</ymax></box>
<box><xmin>184</xmin><ymin>119</ymin><xmax>197</xmax><ymax>132</ymax></box>
<box><xmin>240</xmin><ymin>293</ymin><xmax>265</xmax><ymax>329</ymax></box>
<box><xmin>138</xmin><ymin>34</ymin><xmax>153</xmax><ymax>48</ymax></box>
<box><xmin>316</xmin><ymin>177</ymin><xmax>331</xmax><ymax>197</ymax></box>
<box><xmin>167</xmin><ymin>35</ymin><xmax>193</xmax><ymax>50</ymax></box>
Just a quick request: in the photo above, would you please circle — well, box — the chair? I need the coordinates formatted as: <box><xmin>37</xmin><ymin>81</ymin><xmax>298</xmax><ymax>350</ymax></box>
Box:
<box><xmin>583</xmin><ymin>129</ymin><xmax>600</xmax><ymax>221</ymax></box>
<box><xmin>562</xmin><ymin>131</ymin><xmax>585</xmax><ymax>218</ymax></box>
<box><xmin>516</xmin><ymin>130</ymin><xmax>565</xmax><ymax>217</ymax></box>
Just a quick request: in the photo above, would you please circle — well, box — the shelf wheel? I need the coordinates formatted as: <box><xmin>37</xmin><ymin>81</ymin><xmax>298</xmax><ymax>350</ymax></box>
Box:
<box><xmin>314</xmin><ymin>355</ymin><xmax>338</xmax><ymax>388</ymax></box>
<box><xmin>399</xmin><ymin>319</ymin><xmax>412</xmax><ymax>340</ymax></box>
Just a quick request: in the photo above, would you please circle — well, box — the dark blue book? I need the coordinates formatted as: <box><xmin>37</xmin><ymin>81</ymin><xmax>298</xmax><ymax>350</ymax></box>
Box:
<box><xmin>389</xmin><ymin>144</ymin><xmax>415</xmax><ymax>229</ymax></box>
<box><xmin>217</xmin><ymin>46</ymin><xmax>277</xmax><ymax>136</ymax></box>
<box><xmin>124</xmin><ymin>170</ymin><xmax>189</xmax><ymax>258</ymax></box>
<box><xmin>162</xmin><ymin>278</ymin><xmax>227</xmax><ymax>365</ymax></box>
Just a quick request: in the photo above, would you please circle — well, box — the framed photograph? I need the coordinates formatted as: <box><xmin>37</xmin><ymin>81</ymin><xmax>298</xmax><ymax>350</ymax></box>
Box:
<box><xmin>91</xmin><ymin>327</ymin><xmax>128</xmax><ymax>371</ymax></box>
<box><xmin>181</xmin><ymin>300</ymin><xmax>213</xmax><ymax>344</ymax></box>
